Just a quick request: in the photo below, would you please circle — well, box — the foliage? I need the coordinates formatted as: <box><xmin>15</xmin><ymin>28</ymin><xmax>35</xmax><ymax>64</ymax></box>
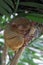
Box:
<box><xmin>0</xmin><ymin>0</ymin><xmax>43</xmax><ymax>65</ymax></box>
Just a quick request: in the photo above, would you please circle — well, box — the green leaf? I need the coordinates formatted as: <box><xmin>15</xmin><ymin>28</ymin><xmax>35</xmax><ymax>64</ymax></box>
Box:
<box><xmin>19</xmin><ymin>2</ymin><xmax>43</xmax><ymax>9</ymax></box>
<box><xmin>26</xmin><ymin>13</ymin><xmax>43</xmax><ymax>23</ymax></box>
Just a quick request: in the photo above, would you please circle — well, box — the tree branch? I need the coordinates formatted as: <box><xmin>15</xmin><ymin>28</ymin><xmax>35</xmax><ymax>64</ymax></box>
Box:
<box><xmin>10</xmin><ymin>46</ymin><xmax>25</xmax><ymax>65</ymax></box>
<box><xmin>2</xmin><ymin>43</ymin><xmax>8</xmax><ymax>65</ymax></box>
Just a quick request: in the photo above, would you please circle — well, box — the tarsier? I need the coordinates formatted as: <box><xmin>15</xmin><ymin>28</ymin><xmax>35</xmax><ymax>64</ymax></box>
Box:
<box><xmin>2</xmin><ymin>17</ymin><xmax>38</xmax><ymax>65</ymax></box>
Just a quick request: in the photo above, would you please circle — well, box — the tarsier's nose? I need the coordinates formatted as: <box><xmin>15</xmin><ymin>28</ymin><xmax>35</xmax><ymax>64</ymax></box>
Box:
<box><xmin>18</xmin><ymin>25</ymin><xmax>23</xmax><ymax>30</ymax></box>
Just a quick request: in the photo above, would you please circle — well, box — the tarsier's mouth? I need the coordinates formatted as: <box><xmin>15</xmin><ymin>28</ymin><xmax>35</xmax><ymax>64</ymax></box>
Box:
<box><xmin>7</xmin><ymin>36</ymin><xmax>17</xmax><ymax>40</ymax></box>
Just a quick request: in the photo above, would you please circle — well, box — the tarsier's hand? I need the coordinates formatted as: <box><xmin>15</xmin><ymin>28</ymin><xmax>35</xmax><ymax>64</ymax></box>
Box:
<box><xmin>4</xmin><ymin>17</ymin><xmax>36</xmax><ymax>52</ymax></box>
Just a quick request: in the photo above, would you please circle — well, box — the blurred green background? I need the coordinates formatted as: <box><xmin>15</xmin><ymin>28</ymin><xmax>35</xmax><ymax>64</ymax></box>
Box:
<box><xmin>0</xmin><ymin>0</ymin><xmax>43</xmax><ymax>65</ymax></box>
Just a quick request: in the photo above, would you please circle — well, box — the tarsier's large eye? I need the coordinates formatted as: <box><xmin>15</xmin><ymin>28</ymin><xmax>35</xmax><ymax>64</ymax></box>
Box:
<box><xmin>11</xmin><ymin>22</ymin><xmax>17</xmax><ymax>28</ymax></box>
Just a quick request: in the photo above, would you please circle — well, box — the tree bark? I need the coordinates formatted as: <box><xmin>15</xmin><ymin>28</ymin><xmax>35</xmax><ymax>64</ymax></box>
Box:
<box><xmin>10</xmin><ymin>46</ymin><xmax>25</xmax><ymax>65</ymax></box>
<box><xmin>2</xmin><ymin>43</ymin><xmax>8</xmax><ymax>65</ymax></box>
